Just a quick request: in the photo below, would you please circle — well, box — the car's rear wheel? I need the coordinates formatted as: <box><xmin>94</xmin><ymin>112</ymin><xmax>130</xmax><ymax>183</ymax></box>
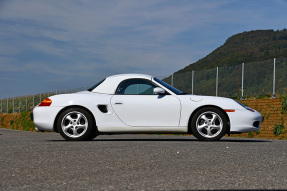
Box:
<box><xmin>191</xmin><ymin>107</ymin><xmax>227</xmax><ymax>141</ymax></box>
<box><xmin>57</xmin><ymin>108</ymin><xmax>97</xmax><ymax>141</ymax></box>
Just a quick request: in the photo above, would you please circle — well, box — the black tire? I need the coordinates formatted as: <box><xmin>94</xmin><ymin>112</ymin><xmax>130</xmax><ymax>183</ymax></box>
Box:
<box><xmin>57</xmin><ymin>107</ymin><xmax>97</xmax><ymax>141</ymax></box>
<box><xmin>191</xmin><ymin>107</ymin><xmax>227</xmax><ymax>141</ymax></box>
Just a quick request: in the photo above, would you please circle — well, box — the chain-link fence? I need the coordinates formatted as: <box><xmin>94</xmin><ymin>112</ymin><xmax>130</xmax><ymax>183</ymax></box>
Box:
<box><xmin>1</xmin><ymin>57</ymin><xmax>287</xmax><ymax>113</ymax></box>
<box><xmin>165</xmin><ymin>57</ymin><xmax>287</xmax><ymax>98</ymax></box>
<box><xmin>0</xmin><ymin>87</ymin><xmax>86</xmax><ymax>113</ymax></box>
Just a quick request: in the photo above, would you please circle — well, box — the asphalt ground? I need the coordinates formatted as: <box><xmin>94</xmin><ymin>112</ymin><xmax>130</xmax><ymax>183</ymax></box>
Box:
<box><xmin>0</xmin><ymin>128</ymin><xmax>287</xmax><ymax>191</ymax></box>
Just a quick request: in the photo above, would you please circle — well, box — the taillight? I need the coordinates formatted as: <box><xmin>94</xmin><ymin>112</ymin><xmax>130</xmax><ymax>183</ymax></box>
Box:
<box><xmin>39</xmin><ymin>98</ymin><xmax>52</xmax><ymax>106</ymax></box>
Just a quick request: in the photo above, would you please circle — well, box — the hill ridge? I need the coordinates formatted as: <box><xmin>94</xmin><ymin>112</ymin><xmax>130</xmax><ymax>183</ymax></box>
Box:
<box><xmin>176</xmin><ymin>29</ymin><xmax>287</xmax><ymax>73</ymax></box>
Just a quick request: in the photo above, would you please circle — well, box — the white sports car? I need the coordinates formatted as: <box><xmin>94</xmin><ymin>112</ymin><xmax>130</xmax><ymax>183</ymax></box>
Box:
<box><xmin>32</xmin><ymin>74</ymin><xmax>263</xmax><ymax>141</ymax></box>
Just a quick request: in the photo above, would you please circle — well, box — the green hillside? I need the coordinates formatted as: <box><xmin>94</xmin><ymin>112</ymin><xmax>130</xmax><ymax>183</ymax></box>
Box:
<box><xmin>165</xmin><ymin>29</ymin><xmax>287</xmax><ymax>97</ymax></box>
<box><xmin>177</xmin><ymin>29</ymin><xmax>287</xmax><ymax>73</ymax></box>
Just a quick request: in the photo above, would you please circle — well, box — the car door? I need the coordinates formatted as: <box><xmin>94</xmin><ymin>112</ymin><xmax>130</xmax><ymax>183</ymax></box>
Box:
<box><xmin>110</xmin><ymin>78</ymin><xmax>181</xmax><ymax>127</ymax></box>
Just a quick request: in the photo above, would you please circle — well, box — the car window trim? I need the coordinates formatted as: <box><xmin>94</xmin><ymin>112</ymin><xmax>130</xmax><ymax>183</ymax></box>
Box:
<box><xmin>114</xmin><ymin>78</ymin><xmax>170</xmax><ymax>95</ymax></box>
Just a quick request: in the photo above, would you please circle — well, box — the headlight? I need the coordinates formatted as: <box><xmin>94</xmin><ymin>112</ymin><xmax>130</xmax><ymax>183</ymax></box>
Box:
<box><xmin>234</xmin><ymin>100</ymin><xmax>255</xmax><ymax>112</ymax></box>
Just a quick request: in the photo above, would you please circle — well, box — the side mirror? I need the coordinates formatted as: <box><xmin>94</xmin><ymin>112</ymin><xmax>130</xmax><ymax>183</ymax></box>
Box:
<box><xmin>154</xmin><ymin>87</ymin><xmax>166</xmax><ymax>95</ymax></box>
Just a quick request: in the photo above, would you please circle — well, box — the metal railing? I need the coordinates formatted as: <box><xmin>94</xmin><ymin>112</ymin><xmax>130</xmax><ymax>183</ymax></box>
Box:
<box><xmin>165</xmin><ymin>57</ymin><xmax>287</xmax><ymax>99</ymax></box>
<box><xmin>0</xmin><ymin>87</ymin><xmax>87</xmax><ymax>113</ymax></box>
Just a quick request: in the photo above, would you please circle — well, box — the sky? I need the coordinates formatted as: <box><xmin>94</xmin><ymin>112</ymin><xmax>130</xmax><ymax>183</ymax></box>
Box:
<box><xmin>0</xmin><ymin>0</ymin><xmax>287</xmax><ymax>98</ymax></box>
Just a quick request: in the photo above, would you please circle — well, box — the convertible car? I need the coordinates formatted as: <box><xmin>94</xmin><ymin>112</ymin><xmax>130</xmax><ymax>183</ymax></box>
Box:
<box><xmin>32</xmin><ymin>74</ymin><xmax>263</xmax><ymax>141</ymax></box>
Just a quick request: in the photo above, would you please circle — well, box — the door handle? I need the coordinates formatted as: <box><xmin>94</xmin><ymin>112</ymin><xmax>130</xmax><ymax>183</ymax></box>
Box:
<box><xmin>113</xmin><ymin>101</ymin><xmax>123</xmax><ymax>105</ymax></box>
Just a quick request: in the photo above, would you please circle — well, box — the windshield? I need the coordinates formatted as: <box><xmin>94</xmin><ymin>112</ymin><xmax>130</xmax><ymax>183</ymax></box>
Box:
<box><xmin>153</xmin><ymin>77</ymin><xmax>183</xmax><ymax>95</ymax></box>
<box><xmin>88</xmin><ymin>78</ymin><xmax>106</xmax><ymax>91</ymax></box>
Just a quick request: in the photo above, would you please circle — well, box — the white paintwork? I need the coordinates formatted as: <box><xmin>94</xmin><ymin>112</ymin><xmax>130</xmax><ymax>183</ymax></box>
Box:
<box><xmin>92</xmin><ymin>74</ymin><xmax>152</xmax><ymax>94</ymax></box>
<box><xmin>111</xmin><ymin>95</ymin><xmax>181</xmax><ymax>126</ymax></box>
<box><xmin>32</xmin><ymin>73</ymin><xmax>263</xmax><ymax>136</ymax></box>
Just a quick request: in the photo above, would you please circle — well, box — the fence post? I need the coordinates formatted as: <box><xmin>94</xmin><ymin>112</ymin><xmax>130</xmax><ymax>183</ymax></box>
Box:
<box><xmin>26</xmin><ymin>95</ymin><xmax>27</xmax><ymax>111</ymax></box>
<box><xmin>13</xmin><ymin>97</ymin><xmax>14</xmax><ymax>113</ymax></box>
<box><xmin>241</xmin><ymin>63</ymin><xmax>244</xmax><ymax>100</ymax></box>
<box><xmin>19</xmin><ymin>97</ymin><xmax>21</xmax><ymax>113</ymax></box>
<box><xmin>272</xmin><ymin>58</ymin><xmax>276</xmax><ymax>98</ymax></box>
<box><xmin>1</xmin><ymin>98</ymin><xmax>2</xmax><ymax>113</ymax></box>
<box><xmin>192</xmin><ymin>70</ymin><xmax>194</xmax><ymax>95</ymax></box>
<box><xmin>216</xmin><ymin>67</ymin><xmax>218</xmax><ymax>97</ymax></box>
<box><xmin>7</xmin><ymin>98</ymin><xmax>8</xmax><ymax>113</ymax></box>
<box><xmin>171</xmin><ymin>73</ymin><xmax>174</xmax><ymax>87</ymax></box>
<box><xmin>33</xmin><ymin>94</ymin><xmax>34</xmax><ymax>108</ymax></box>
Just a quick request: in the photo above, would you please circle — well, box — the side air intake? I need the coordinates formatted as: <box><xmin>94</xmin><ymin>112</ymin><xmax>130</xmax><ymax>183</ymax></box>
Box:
<box><xmin>98</xmin><ymin>105</ymin><xmax>108</xmax><ymax>113</ymax></box>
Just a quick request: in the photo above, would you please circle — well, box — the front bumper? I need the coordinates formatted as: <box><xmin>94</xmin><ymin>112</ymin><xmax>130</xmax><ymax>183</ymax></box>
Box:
<box><xmin>228</xmin><ymin>109</ymin><xmax>263</xmax><ymax>133</ymax></box>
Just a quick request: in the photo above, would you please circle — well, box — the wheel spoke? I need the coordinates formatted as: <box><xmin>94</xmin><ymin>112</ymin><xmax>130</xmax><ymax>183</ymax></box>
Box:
<box><xmin>72</xmin><ymin>127</ymin><xmax>79</xmax><ymax>136</ymax></box>
<box><xmin>200</xmin><ymin>115</ymin><xmax>209</xmax><ymax>123</ymax></box>
<box><xmin>63</xmin><ymin>124</ymin><xmax>73</xmax><ymax>132</ymax></box>
<box><xmin>211</xmin><ymin>114</ymin><xmax>218</xmax><ymax>124</ymax></box>
<box><xmin>77</xmin><ymin>124</ymin><xmax>86</xmax><ymax>129</ymax></box>
<box><xmin>198</xmin><ymin>123</ymin><xmax>207</xmax><ymax>131</ymax></box>
<box><xmin>66</xmin><ymin>115</ymin><xmax>73</xmax><ymax>123</ymax></box>
<box><xmin>76</xmin><ymin>114</ymin><xmax>83</xmax><ymax>123</ymax></box>
<box><xmin>206</xmin><ymin>127</ymin><xmax>213</xmax><ymax>136</ymax></box>
<box><xmin>211</xmin><ymin>124</ymin><xmax>221</xmax><ymax>130</ymax></box>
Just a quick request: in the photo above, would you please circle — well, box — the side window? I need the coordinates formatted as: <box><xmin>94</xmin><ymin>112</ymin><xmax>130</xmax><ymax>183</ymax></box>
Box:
<box><xmin>116</xmin><ymin>79</ymin><xmax>157</xmax><ymax>95</ymax></box>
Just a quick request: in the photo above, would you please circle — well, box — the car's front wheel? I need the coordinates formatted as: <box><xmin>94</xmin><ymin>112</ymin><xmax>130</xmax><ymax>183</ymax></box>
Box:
<box><xmin>191</xmin><ymin>107</ymin><xmax>227</xmax><ymax>141</ymax></box>
<box><xmin>57</xmin><ymin>108</ymin><xmax>97</xmax><ymax>141</ymax></box>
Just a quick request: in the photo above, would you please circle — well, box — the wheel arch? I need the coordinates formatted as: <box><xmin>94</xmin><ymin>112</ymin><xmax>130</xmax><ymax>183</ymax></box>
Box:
<box><xmin>53</xmin><ymin>105</ymin><xmax>97</xmax><ymax>133</ymax></box>
<box><xmin>188</xmin><ymin>105</ymin><xmax>230</xmax><ymax>135</ymax></box>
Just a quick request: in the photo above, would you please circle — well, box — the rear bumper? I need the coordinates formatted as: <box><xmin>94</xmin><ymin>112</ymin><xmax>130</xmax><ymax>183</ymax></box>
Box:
<box><xmin>32</xmin><ymin>106</ymin><xmax>64</xmax><ymax>132</ymax></box>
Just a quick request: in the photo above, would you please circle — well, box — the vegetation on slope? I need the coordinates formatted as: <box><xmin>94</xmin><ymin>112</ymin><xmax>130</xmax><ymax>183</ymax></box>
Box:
<box><xmin>177</xmin><ymin>29</ymin><xmax>287</xmax><ymax>73</ymax></box>
<box><xmin>164</xmin><ymin>29</ymin><xmax>287</xmax><ymax>97</ymax></box>
<box><xmin>0</xmin><ymin>112</ymin><xmax>35</xmax><ymax>131</ymax></box>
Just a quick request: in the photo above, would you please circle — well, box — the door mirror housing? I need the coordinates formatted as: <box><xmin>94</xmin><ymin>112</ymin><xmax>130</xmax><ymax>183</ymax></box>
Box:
<box><xmin>154</xmin><ymin>87</ymin><xmax>166</xmax><ymax>95</ymax></box>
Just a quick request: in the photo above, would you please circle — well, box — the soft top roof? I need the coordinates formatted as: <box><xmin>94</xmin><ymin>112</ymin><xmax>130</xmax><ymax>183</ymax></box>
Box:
<box><xmin>92</xmin><ymin>74</ymin><xmax>153</xmax><ymax>94</ymax></box>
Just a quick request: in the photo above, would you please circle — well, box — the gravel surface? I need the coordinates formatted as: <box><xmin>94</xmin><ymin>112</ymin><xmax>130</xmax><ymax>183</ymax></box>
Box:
<box><xmin>0</xmin><ymin>128</ymin><xmax>287</xmax><ymax>190</ymax></box>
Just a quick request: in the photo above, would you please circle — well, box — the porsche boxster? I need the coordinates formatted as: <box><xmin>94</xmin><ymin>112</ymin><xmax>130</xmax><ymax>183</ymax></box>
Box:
<box><xmin>32</xmin><ymin>74</ymin><xmax>263</xmax><ymax>141</ymax></box>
